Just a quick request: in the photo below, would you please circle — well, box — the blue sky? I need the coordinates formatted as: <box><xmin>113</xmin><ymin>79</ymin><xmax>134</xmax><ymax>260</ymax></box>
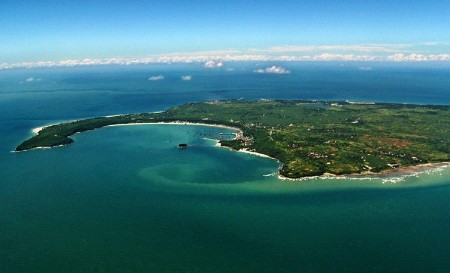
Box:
<box><xmin>1</xmin><ymin>0</ymin><xmax>450</xmax><ymax>64</ymax></box>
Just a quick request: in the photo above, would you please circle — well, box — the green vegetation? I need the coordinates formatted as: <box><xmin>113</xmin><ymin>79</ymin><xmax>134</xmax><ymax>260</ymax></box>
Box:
<box><xmin>17</xmin><ymin>100</ymin><xmax>450</xmax><ymax>178</ymax></box>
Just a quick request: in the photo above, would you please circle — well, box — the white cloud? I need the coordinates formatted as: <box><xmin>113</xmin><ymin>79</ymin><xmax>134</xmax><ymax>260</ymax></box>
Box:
<box><xmin>2</xmin><ymin>52</ymin><xmax>449</xmax><ymax>71</ymax></box>
<box><xmin>164</xmin><ymin>49</ymin><xmax>240</xmax><ymax>57</ymax></box>
<box><xmin>24</xmin><ymin>77</ymin><xmax>41</xmax><ymax>82</ymax></box>
<box><xmin>181</xmin><ymin>75</ymin><xmax>192</xmax><ymax>81</ymax></box>
<box><xmin>260</xmin><ymin>44</ymin><xmax>410</xmax><ymax>54</ymax></box>
<box><xmin>422</xmin><ymin>41</ymin><xmax>440</xmax><ymax>46</ymax></box>
<box><xmin>148</xmin><ymin>75</ymin><xmax>164</xmax><ymax>81</ymax></box>
<box><xmin>311</xmin><ymin>53</ymin><xmax>378</xmax><ymax>61</ymax></box>
<box><xmin>254</xmin><ymin>66</ymin><xmax>291</xmax><ymax>74</ymax></box>
<box><xmin>387</xmin><ymin>53</ymin><xmax>450</xmax><ymax>62</ymax></box>
<box><xmin>389</xmin><ymin>53</ymin><xmax>428</xmax><ymax>61</ymax></box>
<box><xmin>421</xmin><ymin>41</ymin><xmax>450</xmax><ymax>46</ymax></box>
<box><xmin>1</xmin><ymin>43</ymin><xmax>450</xmax><ymax>70</ymax></box>
<box><xmin>358</xmin><ymin>66</ymin><xmax>373</xmax><ymax>71</ymax></box>
<box><xmin>204</xmin><ymin>60</ymin><xmax>224</xmax><ymax>68</ymax></box>
<box><xmin>428</xmin><ymin>54</ymin><xmax>450</xmax><ymax>61</ymax></box>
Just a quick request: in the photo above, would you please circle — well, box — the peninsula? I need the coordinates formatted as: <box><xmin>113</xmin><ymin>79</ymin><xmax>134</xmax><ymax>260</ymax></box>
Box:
<box><xmin>16</xmin><ymin>100</ymin><xmax>450</xmax><ymax>178</ymax></box>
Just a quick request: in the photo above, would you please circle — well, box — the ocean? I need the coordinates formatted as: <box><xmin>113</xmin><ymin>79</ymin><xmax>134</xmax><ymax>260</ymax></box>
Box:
<box><xmin>1</xmin><ymin>62</ymin><xmax>450</xmax><ymax>272</ymax></box>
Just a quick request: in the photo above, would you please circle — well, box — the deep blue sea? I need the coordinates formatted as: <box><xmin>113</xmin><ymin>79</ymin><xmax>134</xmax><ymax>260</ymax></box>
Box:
<box><xmin>1</xmin><ymin>62</ymin><xmax>450</xmax><ymax>272</ymax></box>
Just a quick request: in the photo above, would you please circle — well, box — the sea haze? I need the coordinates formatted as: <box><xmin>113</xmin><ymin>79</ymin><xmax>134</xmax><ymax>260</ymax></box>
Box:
<box><xmin>0</xmin><ymin>62</ymin><xmax>450</xmax><ymax>272</ymax></box>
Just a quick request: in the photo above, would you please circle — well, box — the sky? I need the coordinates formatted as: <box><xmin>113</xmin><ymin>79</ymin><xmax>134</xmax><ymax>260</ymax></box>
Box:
<box><xmin>1</xmin><ymin>0</ymin><xmax>450</xmax><ymax>66</ymax></box>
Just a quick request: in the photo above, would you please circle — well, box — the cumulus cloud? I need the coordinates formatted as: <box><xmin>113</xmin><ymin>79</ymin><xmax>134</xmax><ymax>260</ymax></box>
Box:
<box><xmin>387</xmin><ymin>53</ymin><xmax>450</xmax><ymax>62</ymax></box>
<box><xmin>204</xmin><ymin>60</ymin><xmax>224</xmax><ymax>68</ymax></box>
<box><xmin>2</xmin><ymin>45</ymin><xmax>450</xmax><ymax>71</ymax></box>
<box><xmin>358</xmin><ymin>66</ymin><xmax>372</xmax><ymax>71</ymax></box>
<box><xmin>25</xmin><ymin>77</ymin><xmax>41</xmax><ymax>82</ymax></box>
<box><xmin>181</xmin><ymin>75</ymin><xmax>192</xmax><ymax>81</ymax></box>
<box><xmin>148</xmin><ymin>75</ymin><xmax>164</xmax><ymax>81</ymax></box>
<box><xmin>254</xmin><ymin>66</ymin><xmax>291</xmax><ymax>74</ymax></box>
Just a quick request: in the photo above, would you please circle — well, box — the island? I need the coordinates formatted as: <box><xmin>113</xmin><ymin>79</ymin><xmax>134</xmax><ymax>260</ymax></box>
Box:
<box><xmin>178</xmin><ymin>143</ymin><xmax>188</xmax><ymax>149</ymax></box>
<box><xmin>16</xmin><ymin>100</ymin><xmax>450</xmax><ymax>178</ymax></box>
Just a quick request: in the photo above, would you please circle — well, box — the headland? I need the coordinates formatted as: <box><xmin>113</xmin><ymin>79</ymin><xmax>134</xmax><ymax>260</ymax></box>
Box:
<box><xmin>16</xmin><ymin>100</ymin><xmax>450</xmax><ymax>179</ymax></box>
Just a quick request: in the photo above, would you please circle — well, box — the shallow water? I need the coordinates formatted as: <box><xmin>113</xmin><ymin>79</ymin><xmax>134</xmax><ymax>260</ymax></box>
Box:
<box><xmin>1</xmin><ymin>64</ymin><xmax>450</xmax><ymax>272</ymax></box>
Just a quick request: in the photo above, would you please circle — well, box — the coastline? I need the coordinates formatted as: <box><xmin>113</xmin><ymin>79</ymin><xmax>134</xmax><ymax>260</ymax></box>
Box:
<box><xmin>23</xmin><ymin>121</ymin><xmax>243</xmax><ymax>153</ymax></box>
<box><xmin>213</xmin><ymin>139</ymin><xmax>449</xmax><ymax>181</ymax></box>
<box><xmin>32</xmin><ymin>126</ymin><xmax>45</xmax><ymax>134</ymax></box>
<box><xmin>32</xmin><ymin>125</ymin><xmax>51</xmax><ymax>134</ymax></box>
<box><xmin>106</xmin><ymin>121</ymin><xmax>243</xmax><ymax>135</ymax></box>
<box><xmin>31</xmin><ymin>110</ymin><xmax>168</xmax><ymax>135</ymax></box>
<box><xmin>22</xmin><ymin>101</ymin><xmax>450</xmax><ymax>180</ymax></box>
<box><xmin>213</xmin><ymin>140</ymin><xmax>278</xmax><ymax>160</ymax></box>
<box><xmin>236</xmin><ymin>148</ymin><xmax>278</xmax><ymax>160</ymax></box>
<box><xmin>370</xmin><ymin>161</ymin><xmax>450</xmax><ymax>176</ymax></box>
<box><xmin>24</xmin><ymin>116</ymin><xmax>449</xmax><ymax>182</ymax></box>
<box><xmin>277</xmin><ymin>161</ymin><xmax>450</xmax><ymax>181</ymax></box>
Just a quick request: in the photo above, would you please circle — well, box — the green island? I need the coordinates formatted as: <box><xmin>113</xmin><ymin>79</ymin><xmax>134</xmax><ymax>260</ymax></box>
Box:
<box><xmin>16</xmin><ymin>100</ymin><xmax>450</xmax><ymax>178</ymax></box>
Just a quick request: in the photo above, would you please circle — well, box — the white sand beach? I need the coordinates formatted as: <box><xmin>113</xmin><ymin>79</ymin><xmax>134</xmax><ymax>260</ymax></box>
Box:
<box><xmin>32</xmin><ymin>126</ymin><xmax>46</xmax><ymax>134</ymax></box>
<box><xmin>106</xmin><ymin>121</ymin><xmax>243</xmax><ymax>134</ymax></box>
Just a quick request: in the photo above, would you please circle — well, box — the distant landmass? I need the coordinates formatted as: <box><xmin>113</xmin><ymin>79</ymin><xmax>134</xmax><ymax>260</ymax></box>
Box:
<box><xmin>16</xmin><ymin>100</ymin><xmax>450</xmax><ymax>178</ymax></box>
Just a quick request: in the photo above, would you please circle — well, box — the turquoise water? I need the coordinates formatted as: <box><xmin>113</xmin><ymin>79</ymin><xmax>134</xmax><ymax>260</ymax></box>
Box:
<box><xmin>1</xmin><ymin>63</ymin><xmax>450</xmax><ymax>272</ymax></box>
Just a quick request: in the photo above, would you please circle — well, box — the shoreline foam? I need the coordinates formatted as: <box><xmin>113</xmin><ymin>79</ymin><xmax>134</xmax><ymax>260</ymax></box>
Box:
<box><xmin>277</xmin><ymin>162</ymin><xmax>450</xmax><ymax>182</ymax></box>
